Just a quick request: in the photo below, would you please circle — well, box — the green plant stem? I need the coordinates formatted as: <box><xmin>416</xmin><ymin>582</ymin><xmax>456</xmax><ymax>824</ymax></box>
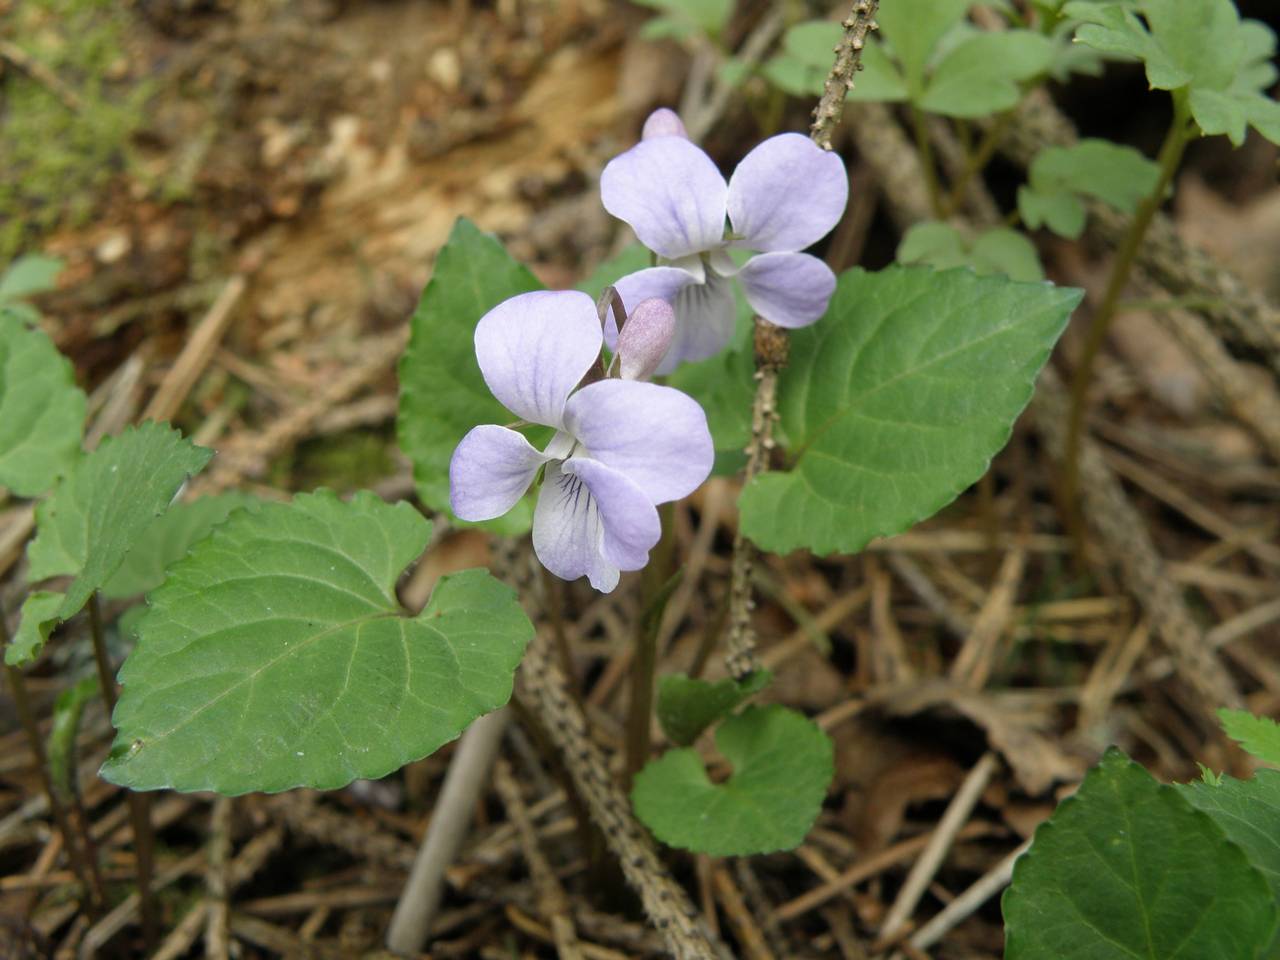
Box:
<box><xmin>4</xmin><ymin>659</ymin><xmax>106</xmax><ymax>912</ymax></box>
<box><xmin>88</xmin><ymin>592</ymin><xmax>158</xmax><ymax>952</ymax></box>
<box><xmin>1115</xmin><ymin>295</ymin><xmax>1227</xmax><ymax>313</ymax></box>
<box><xmin>625</xmin><ymin>503</ymin><xmax>676</xmax><ymax>788</ymax></box>
<box><xmin>979</xmin><ymin>469</ymin><xmax>1000</xmax><ymax>580</ymax></box>
<box><xmin>538</xmin><ymin>566</ymin><xmax>576</xmax><ymax>696</ymax></box>
<box><xmin>688</xmin><ymin>593</ymin><xmax>730</xmax><ymax>680</ymax></box>
<box><xmin>909</xmin><ymin>104</ymin><xmax>945</xmax><ymax>217</ymax></box>
<box><xmin>943</xmin><ymin>110</ymin><xmax>1015</xmax><ymax>216</ymax></box>
<box><xmin>1060</xmin><ymin>101</ymin><xmax>1193</xmax><ymax>555</ymax></box>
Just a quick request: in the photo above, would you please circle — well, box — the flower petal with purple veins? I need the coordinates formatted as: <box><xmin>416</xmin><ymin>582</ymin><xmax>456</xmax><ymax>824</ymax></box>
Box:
<box><xmin>449</xmin><ymin>424</ymin><xmax>552</xmax><ymax>522</ymax></box>
<box><xmin>601</xmin><ymin>138</ymin><xmax>729</xmax><ymax>260</ymax></box>
<box><xmin>533</xmin><ymin>461</ymin><xmax>617</xmax><ymax>592</ymax></box>
<box><xmin>657</xmin><ymin>270</ymin><xmax>739</xmax><ymax>373</ymax></box>
<box><xmin>474</xmin><ymin>290</ymin><xmax>602</xmax><ymax>427</ymax></box>
<box><xmin>727</xmin><ymin>133</ymin><xmax>848</xmax><ymax>253</ymax></box>
<box><xmin>737</xmin><ymin>252</ymin><xmax>837</xmax><ymax>329</ymax></box>
<box><xmin>563</xmin><ymin>458</ymin><xmax>661</xmax><ymax>571</ymax></box>
<box><xmin>610</xmin><ymin>266</ymin><xmax>701</xmax><ymax>348</ymax></box>
<box><xmin>563</xmin><ymin>379</ymin><xmax>713</xmax><ymax>504</ymax></box>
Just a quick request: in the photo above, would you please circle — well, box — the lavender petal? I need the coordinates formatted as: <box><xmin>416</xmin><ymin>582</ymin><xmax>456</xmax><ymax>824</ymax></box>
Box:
<box><xmin>609</xmin><ymin>266</ymin><xmax>700</xmax><ymax>348</ymax></box>
<box><xmin>474</xmin><ymin>290</ymin><xmax>602</xmax><ymax>428</ymax></box>
<box><xmin>727</xmin><ymin>133</ymin><xmax>848</xmax><ymax>253</ymax></box>
<box><xmin>563</xmin><ymin>458</ymin><xmax>661</xmax><ymax>571</ymax></box>
<box><xmin>737</xmin><ymin>252</ymin><xmax>837</xmax><ymax>329</ymax></box>
<box><xmin>563</xmin><ymin>379</ymin><xmax>713</xmax><ymax>504</ymax></box>
<box><xmin>532</xmin><ymin>461</ymin><xmax>619</xmax><ymax>593</ymax></box>
<box><xmin>449</xmin><ymin>424</ymin><xmax>550</xmax><ymax>522</ymax></box>
<box><xmin>617</xmin><ymin>298</ymin><xmax>676</xmax><ymax>381</ymax></box>
<box><xmin>601</xmin><ymin>138</ymin><xmax>729</xmax><ymax>260</ymax></box>
<box><xmin>642</xmin><ymin>108</ymin><xmax>688</xmax><ymax>140</ymax></box>
<box><xmin>658</xmin><ymin>270</ymin><xmax>738</xmax><ymax>373</ymax></box>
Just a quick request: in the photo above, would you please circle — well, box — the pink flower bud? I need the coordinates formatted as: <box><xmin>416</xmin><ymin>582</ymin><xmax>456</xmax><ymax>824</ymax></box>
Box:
<box><xmin>617</xmin><ymin>298</ymin><xmax>675</xmax><ymax>381</ymax></box>
<box><xmin>641</xmin><ymin>108</ymin><xmax>688</xmax><ymax>141</ymax></box>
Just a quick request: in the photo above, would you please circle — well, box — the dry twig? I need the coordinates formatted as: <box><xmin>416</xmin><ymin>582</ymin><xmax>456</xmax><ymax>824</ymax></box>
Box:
<box><xmin>516</xmin><ymin>634</ymin><xmax>724</xmax><ymax>960</ymax></box>
<box><xmin>494</xmin><ymin>759</ymin><xmax>583</xmax><ymax>960</ymax></box>
<box><xmin>876</xmin><ymin>753</ymin><xmax>998</xmax><ymax>946</ymax></box>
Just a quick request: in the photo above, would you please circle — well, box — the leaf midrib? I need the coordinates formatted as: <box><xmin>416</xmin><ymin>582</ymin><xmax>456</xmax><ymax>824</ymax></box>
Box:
<box><xmin>791</xmin><ymin>303</ymin><xmax>1045</xmax><ymax>466</ymax></box>
<box><xmin>130</xmin><ymin>607</ymin><xmax>404</xmax><ymax>748</ymax></box>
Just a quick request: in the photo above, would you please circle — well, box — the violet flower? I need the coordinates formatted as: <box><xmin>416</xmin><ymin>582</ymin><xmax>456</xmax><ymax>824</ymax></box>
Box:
<box><xmin>600</xmin><ymin>111</ymin><xmax>848</xmax><ymax>373</ymax></box>
<box><xmin>449</xmin><ymin>290</ymin><xmax>713</xmax><ymax>592</ymax></box>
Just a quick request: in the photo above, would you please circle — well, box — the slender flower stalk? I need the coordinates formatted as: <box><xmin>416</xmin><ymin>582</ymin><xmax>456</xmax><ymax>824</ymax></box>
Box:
<box><xmin>625</xmin><ymin>502</ymin><xmax>676</xmax><ymax>787</ymax></box>
<box><xmin>88</xmin><ymin>593</ymin><xmax>158</xmax><ymax>952</ymax></box>
<box><xmin>910</xmin><ymin>104</ymin><xmax>946</xmax><ymax>218</ymax></box>
<box><xmin>3</xmin><ymin>655</ymin><xmax>107</xmax><ymax>912</ymax></box>
<box><xmin>943</xmin><ymin>110</ymin><xmax>1017</xmax><ymax>217</ymax></box>
<box><xmin>1061</xmin><ymin>97</ymin><xmax>1195</xmax><ymax>552</ymax></box>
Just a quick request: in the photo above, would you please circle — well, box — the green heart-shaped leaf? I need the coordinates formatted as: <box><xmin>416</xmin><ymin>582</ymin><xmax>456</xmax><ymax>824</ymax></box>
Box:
<box><xmin>657</xmin><ymin>671</ymin><xmax>772</xmax><ymax>747</ymax></box>
<box><xmin>101</xmin><ymin>490</ymin><xmax>533</xmax><ymax>795</ymax></box>
<box><xmin>739</xmin><ymin>265</ymin><xmax>1079</xmax><ymax>555</ymax></box>
<box><xmin>632</xmin><ymin>705</ymin><xmax>833</xmax><ymax>856</ymax></box>
<box><xmin>1003</xmin><ymin>749</ymin><xmax>1278</xmax><ymax>960</ymax></box>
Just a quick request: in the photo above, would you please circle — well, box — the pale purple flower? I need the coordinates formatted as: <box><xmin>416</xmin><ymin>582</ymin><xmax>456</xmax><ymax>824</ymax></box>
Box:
<box><xmin>449</xmin><ymin>290</ymin><xmax>713</xmax><ymax>593</ymax></box>
<box><xmin>601</xmin><ymin>112</ymin><xmax>848</xmax><ymax>373</ymax></box>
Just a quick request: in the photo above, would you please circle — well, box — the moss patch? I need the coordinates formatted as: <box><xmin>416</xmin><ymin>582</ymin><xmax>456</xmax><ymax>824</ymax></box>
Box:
<box><xmin>0</xmin><ymin>0</ymin><xmax>151</xmax><ymax>257</ymax></box>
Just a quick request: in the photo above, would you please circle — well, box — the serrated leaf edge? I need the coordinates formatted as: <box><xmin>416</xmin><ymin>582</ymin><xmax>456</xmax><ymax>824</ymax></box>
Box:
<box><xmin>1003</xmin><ymin>748</ymin><xmax>1279</xmax><ymax>957</ymax></box>
<box><xmin>745</xmin><ymin>267</ymin><xmax>1082</xmax><ymax>556</ymax></box>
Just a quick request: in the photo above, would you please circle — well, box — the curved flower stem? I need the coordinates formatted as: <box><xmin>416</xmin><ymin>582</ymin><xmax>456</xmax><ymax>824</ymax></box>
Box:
<box><xmin>539</xmin><ymin>566</ymin><xmax>576</xmax><ymax>693</ymax></box>
<box><xmin>625</xmin><ymin>502</ymin><xmax>676</xmax><ymax>786</ymax></box>
<box><xmin>88</xmin><ymin>592</ymin><xmax>158</xmax><ymax>953</ymax></box>
<box><xmin>942</xmin><ymin>109</ymin><xmax>1015</xmax><ymax>217</ymax></box>
<box><xmin>909</xmin><ymin>104</ymin><xmax>946</xmax><ymax>218</ymax></box>
<box><xmin>4</xmin><ymin>656</ymin><xmax>107</xmax><ymax>912</ymax></box>
<box><xmin>1061</xmin><ymin>99</ymin><xmax>1194</xmax><ymax>558</ymax></box>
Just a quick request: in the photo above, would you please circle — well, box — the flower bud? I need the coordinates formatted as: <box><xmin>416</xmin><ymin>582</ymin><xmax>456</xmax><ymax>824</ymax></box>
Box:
<box><xmin>617</xmin><ymin>298</ymin><xmax>675</xmax><ymax>381</ymax></box>
<box><xmin>641</xmin><ymin>108</ymin><xmax>688</xmax><ymax>141</ymax></box>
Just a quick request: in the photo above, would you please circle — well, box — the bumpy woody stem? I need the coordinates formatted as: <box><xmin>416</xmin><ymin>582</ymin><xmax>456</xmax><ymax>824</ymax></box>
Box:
<box><xmin>725</xmin><ymin>0</ymin><xmax>879</xmax><ymax>679</ymax></box>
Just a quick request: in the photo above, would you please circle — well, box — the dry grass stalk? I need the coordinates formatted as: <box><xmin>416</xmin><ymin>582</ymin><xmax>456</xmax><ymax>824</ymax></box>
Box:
<box><xmin>493</xmin><ymin>758</ymin><xmax>583</xmax><ymax>960</ymax></box>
